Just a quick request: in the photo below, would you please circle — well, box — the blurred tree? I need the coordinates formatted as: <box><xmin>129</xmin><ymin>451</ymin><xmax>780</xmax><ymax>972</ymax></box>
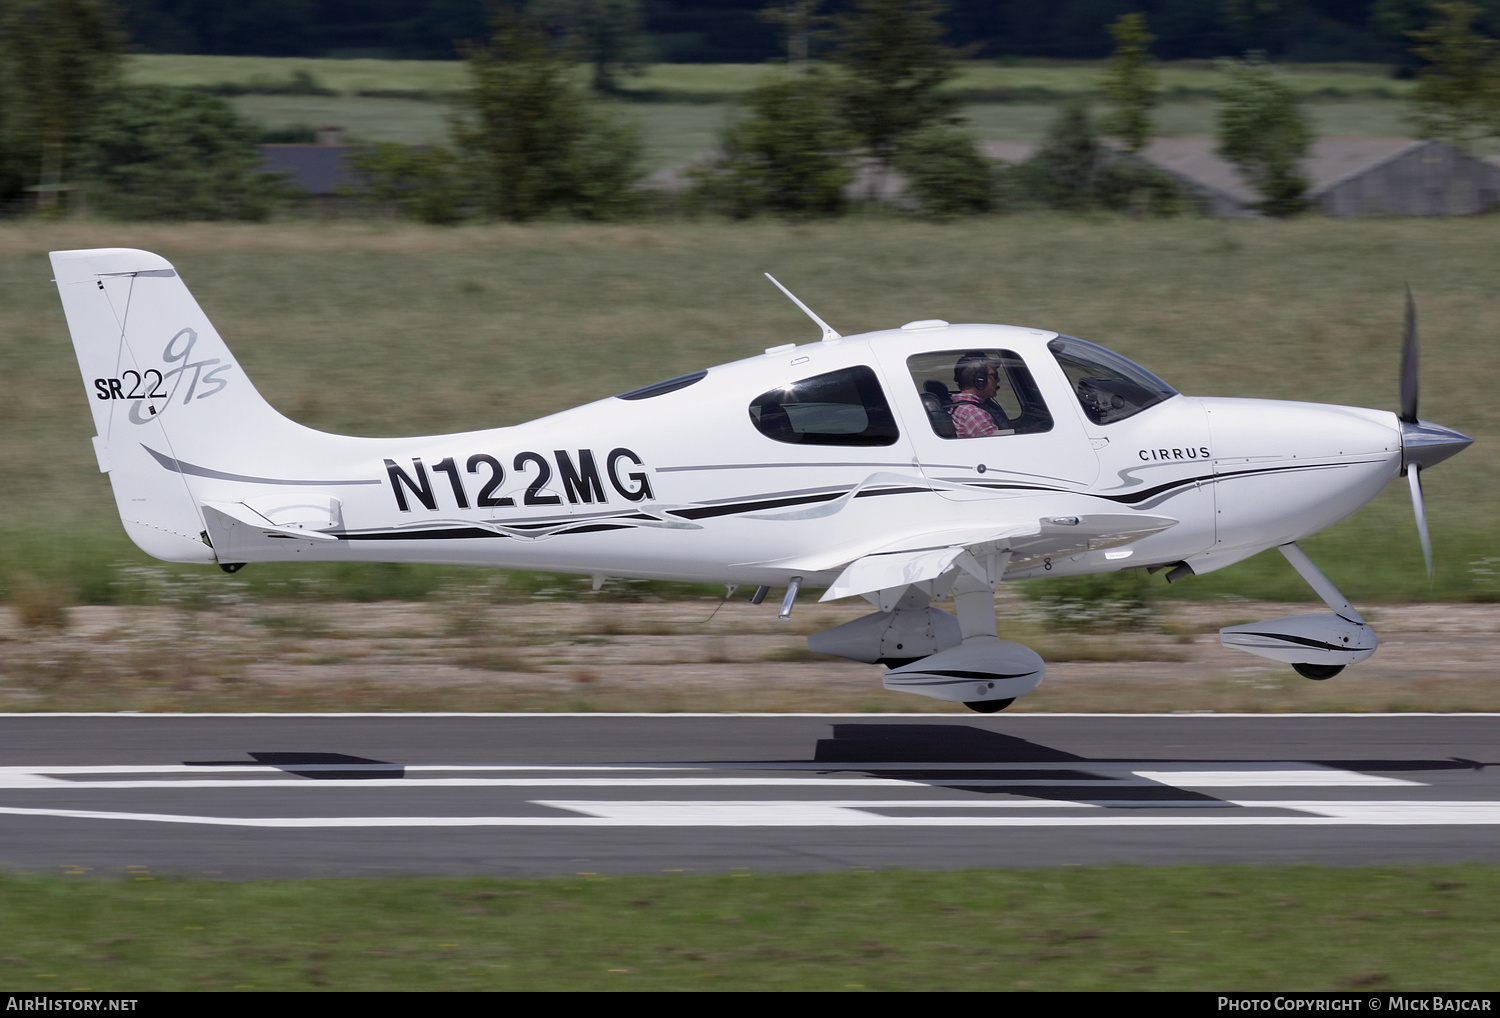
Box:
<box><xmin>82</xmin><ymin>86</ymin><xmax>288</xmax><ymax>220</ymax></box>
<box><xmin>1216</xmin><ymin>53</ymin><xmax>1312</xmax><ymax>215</ymax></box>
<box><xmin>832</xmin><ymin>0</ymin><xmax>960</xmax><ymax>174</ymax></box>
<box><xmin>1222</xmin><ymin>0</ymin><xmax>1306</xmax><ymax>57</ymax></box>
<box><xmin>0</xmin><ymin>34</ymin><xmax>21</xmax><ymax>210</ymax></box>
<box><xmin>529</xmin><ymin>0</ymin><xmax>649</xmax><ymax>92</ymax></box>
<box><xmin>457</xmin><ymin>12</ymin><xmax>643</xmax><ymax>220</ymax></box>
<box><xmin>1013</xmin><ymin>98</ymin><xmax>1189</xmax><ymax>215</ymax></box>
<box><xmin>1408</xmin><ymin>1</ymin><xmax>1500</xmax><ymax>149</ymax></box>
<box><xmin>346</xmin><ymin>143</ymin><xmax>469</xmax><ymax>225</ymax></box>
<box><xmin>1373</xmin><ymin>0</ymin><xmax>1500</xmax><ymax>70</ymax></box>
<box><xmin>894</xmin><ymin>127</ymin><xmax>996</xmax><ymax>217</ymax></box>
<box><xmin>103</xmin><ymin>2</ymin><xmax>1406</xmax><ymax>64</ymax></box>
<box><xmin>0</xmin><ymin>0</ymin><xmax>124</xmax><ymax>213</ymax></box>
<box><xmin>758</xmin><ymin>0</ymin><xmax>830</xmax><ymax>72</ymax></box>
<box><xmin>1021</xmin><ymin>98</ymin><xmax>1109</xmax><ymax>210</ymax></box>
<box><xmin>127</xmin><ymin>0</ymin><xmax>315</xmax><ymax>56</ymax></box>
<box><xmin>1102</xmin><ymin>12</ymin><xmax>1159</xmax><ymax>154</ymax></box>
<box><xmin>693</xmin><ymin>74</ymin><xmax>853</xmax><ymax>217</ymax></box>
<box><xmin>1370</xmin><ymin>0</ymin><xmax>1423</xmax><ymax>75</ymax></box>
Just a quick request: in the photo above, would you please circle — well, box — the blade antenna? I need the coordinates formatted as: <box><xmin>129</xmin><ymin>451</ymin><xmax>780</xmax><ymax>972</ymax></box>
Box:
<box><xmin>764</xmin><ymin>273</ymin><xmax>841</xmax><ymax>342</ymax></box>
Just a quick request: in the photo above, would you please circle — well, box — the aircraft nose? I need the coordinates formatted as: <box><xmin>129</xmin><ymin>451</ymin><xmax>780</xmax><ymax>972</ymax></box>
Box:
<box><xmin>1401</xmin><ymin>419</ymin><xmax>1473</xmax><ymax>473</ymax></box>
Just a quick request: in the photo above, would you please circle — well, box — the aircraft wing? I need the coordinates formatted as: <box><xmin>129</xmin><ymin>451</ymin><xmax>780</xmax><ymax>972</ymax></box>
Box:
<box><xmin>1003</xmin><ymin>513</ymin><xmax>1179</xmax><ymax>569</ymax></box>
<box><xmin>803</xmin><ymin>514</ymin><xmax>1178</xmax><ymax>602</ymax></box>
<box><xmin>820</xmin><ymin>544</ymin><xmax>984</xmax><ymax>602</ymax></box>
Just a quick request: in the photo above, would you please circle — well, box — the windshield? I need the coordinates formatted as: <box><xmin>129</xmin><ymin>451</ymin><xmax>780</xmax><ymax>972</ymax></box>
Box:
<box><xmin>1047</xmin><ymin>335</ymin><xmax>1176</xmax><ymax>425</ymax></box>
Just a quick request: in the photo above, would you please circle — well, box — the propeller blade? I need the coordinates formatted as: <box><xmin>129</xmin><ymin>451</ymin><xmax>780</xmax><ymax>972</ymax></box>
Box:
<box><xmin>1400</xmin><ymin>285</ymin><xmax>1419</xmax><ymax>424</ymax></box>
<box><xmin>1407</xmin><ymin>464</ymin><xmax>1433</xmax><ymax>584</ymax></box>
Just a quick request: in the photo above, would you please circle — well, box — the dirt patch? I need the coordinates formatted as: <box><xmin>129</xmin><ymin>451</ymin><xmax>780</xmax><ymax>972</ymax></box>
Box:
<box><xmin>1</xmin><ymin>594</ymin><xmax>1495</xmax><ymax>713</ymax></box>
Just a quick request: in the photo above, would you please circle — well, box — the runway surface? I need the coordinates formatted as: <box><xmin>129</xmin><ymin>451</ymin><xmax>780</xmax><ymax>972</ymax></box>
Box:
<box><xmin>1</xmin><ymin>713</ymin><xmax>1497</xmax><ymax>877</ymax></box>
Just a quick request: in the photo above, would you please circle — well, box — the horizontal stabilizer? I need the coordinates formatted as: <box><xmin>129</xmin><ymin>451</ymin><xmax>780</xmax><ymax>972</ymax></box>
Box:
<box><xmin>202</xmin><ymin>499</ymin><xmax>342</xmax><ymax>561</ymax></box>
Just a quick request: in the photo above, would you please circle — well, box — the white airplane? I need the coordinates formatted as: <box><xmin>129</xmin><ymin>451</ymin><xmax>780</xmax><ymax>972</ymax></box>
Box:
<box><xmin>51</xmin><ymin>247</ymin><xmax>1471</xmax><ymax>712</ymax></box>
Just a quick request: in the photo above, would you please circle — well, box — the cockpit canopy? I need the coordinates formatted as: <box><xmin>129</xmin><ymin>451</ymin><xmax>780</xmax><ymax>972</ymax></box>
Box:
<box><xmin>1047</xmin><ymin>335</ymin><xmax>1177</xmax><ymax>425</ymax></box>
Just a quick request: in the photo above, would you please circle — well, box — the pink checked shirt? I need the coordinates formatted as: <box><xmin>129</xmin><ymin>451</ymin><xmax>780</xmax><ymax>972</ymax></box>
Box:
<box><xmin>949</xmin><ymin>392</ymin><xmax>1001</xmax><ymax>438</ymax></box>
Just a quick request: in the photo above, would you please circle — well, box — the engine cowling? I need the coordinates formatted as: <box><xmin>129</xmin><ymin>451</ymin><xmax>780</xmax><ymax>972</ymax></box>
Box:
<box><xmin>1219</xmin><ymin>614</ymin><xmax>1378</xmax><ymax>666</ymax></box>
<box><xmin>882</xmin><ymin>637</ymin><xmax>1045</xmax><ymax>705</ymax></box>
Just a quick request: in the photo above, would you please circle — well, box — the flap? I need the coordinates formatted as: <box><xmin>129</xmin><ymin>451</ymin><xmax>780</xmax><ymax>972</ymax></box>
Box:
<box><xmin>813</xmin><ymin>513</ymin><xmax>1180</xmax><ymax>601</ymax></box>
<box><xmin>821</xmin><ymin>546</ymin><xmax>973</xmax><ymax>601</ymax></box>
<box><xmin>743</xmin><ymin>521</ymin><xmax>1040</xmax><ymax>575</ymax></box>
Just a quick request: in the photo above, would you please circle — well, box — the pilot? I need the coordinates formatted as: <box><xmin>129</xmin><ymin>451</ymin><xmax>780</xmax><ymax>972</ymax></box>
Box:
<box><xmin>948</xmin><ymin>353</ymin><xmax>1009</xmax><ymax>438</ymax></box>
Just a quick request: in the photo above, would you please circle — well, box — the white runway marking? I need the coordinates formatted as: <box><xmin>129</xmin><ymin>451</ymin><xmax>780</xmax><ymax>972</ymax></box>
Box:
<box><xmin>0</xmin><ymin>763</ymin><xmax>1424</xmax><ymax>790</ymax></box>
<box><xmin>1</xmin><ymin>800</ymin><xmax>1498</xmax><ymax>828</ymax></box>
<box><xmin>0</xmin><ymin>774</ymin><xmax>923</xmax><ymax>790</ymax></box>
<box><xmin>1130</xmin><ymin>769</ymin><xmax>1419</xmax><ymax>787</ymax></box>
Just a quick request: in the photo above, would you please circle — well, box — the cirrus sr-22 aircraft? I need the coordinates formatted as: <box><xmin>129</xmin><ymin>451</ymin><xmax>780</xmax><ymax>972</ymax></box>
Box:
<box><xmin>51</xmin><ymin>247</ymin><xmax>1472</xmax><ymax>713</ymax></box>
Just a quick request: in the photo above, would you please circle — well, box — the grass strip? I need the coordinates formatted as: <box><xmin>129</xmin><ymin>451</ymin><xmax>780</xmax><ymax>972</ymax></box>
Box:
<box><xmin>122</xmin><ymin>56</ymin><xmax>1413</xmax><ymax>101</ymax></box>
<box><xmin>1</xmin><ymin>865</ymin><xmax>1495</xmax><ymax>991</ymax></box>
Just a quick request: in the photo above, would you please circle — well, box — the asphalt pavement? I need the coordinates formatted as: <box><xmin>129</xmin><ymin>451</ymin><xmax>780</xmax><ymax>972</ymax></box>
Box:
<box><xmin>0</xmin><ymin>713</ymin><xmax>1496</xmax><ymax>877</ymax></box>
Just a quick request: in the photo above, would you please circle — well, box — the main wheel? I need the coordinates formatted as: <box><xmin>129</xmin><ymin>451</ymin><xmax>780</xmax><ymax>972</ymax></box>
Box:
<box><xmin>1293</xmin><ymin>662</ymin><xmax>1345</xmax><ymax>680</ymax></box>
<box><xmin>964</xmin><ymin>697</ymin><xmax>1015</xmax><ymax>714</ymax></box>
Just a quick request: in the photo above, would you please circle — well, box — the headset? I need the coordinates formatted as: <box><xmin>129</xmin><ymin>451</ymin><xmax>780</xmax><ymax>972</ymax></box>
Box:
<box><xmin>954</xmin><ymin>352</ymin><xmax>998</xmax><ymax>391</ymax></box>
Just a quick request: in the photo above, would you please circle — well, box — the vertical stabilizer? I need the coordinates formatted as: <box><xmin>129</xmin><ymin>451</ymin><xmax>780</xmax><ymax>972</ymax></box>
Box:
<box><xmin>51</xmin><ymin>248</ymin><xmax>299</xmax><ymax>563</ymax></box>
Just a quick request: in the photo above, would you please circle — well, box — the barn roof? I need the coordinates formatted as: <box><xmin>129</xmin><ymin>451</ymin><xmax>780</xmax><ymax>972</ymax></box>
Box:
<box><xmin>258</xmin><ymin>145</ymin><xmax>357</xmax><ymax>196</ymax></box>
<box><xmin>1132</xmin><ymin>137</ymin><xmax>1435</xmax><ymax>213</ymax></box>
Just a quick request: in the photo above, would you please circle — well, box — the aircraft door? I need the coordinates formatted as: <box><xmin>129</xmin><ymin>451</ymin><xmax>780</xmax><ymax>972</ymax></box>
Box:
<box><xmin>881</xmin><ymin>345</ymin><xmax>1099</xmax><ymax>501</ymax></box>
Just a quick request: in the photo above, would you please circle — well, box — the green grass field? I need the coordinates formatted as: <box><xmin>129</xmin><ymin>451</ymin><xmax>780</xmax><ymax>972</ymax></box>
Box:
<box><xmin>2</xmin><ymin>865</ymin><xmax>1495</xmax><ymax>990</ymax></box>
<box><xmin>2</xmin><ymin>217</ymin><xmax>1495</xmax><ymax>608</ymax></box>
<box><xmin>120</xmin><ymin>55</ymin><xmax>1433</xmax><ymax>166</ymax></box>
<box><xmin>226</xmin><ymin>97</ymin><xmax>1424</xmax><ymax>169</ymax></box>
<box><xmin>124</xmin><ymin>55</ymin><xmax>1412</xmax><ymax>101</ymax></box>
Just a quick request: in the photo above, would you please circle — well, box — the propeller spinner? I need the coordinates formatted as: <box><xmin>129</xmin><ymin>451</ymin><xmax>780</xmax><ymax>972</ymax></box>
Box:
<box><xmin>1397</xmin><ymin>288</ymin><xmax>1473</xmax><ymax>581</ymax></box>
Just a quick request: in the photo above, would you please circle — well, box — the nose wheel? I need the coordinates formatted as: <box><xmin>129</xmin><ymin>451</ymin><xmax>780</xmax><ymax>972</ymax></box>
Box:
<box><xmin>964</xmin><ymin>698</ymin><xmax>1016</xmax><ymax>713</ymax></box>
<box><xmin>1293</xmin><ymin>662</ymin><xmax>1344</xmax><ymax>681</ymax></box>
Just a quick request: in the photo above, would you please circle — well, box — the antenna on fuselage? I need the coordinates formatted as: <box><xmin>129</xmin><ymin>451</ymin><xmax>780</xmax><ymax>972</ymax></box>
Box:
<box><xmin>764</xmin><ymin>273</ymin><xmax>841</xmax><ymax>342</ymax></box>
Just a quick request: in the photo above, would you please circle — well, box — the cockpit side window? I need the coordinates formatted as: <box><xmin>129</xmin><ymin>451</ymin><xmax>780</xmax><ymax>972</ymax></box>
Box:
<box><xmin>905</xmin><ymin>349</ymin><xmax>1054</xmax><ymax>440</ymax></box>
<box><xmin>1047</xmin><ymin>335</ymin><xmax>1176</xmax><ymax>426</ymax></box>
<box><xmin>749</xmin><ymin>365</ymin><xmax>899</xmax><ymax>446</ymax></box>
